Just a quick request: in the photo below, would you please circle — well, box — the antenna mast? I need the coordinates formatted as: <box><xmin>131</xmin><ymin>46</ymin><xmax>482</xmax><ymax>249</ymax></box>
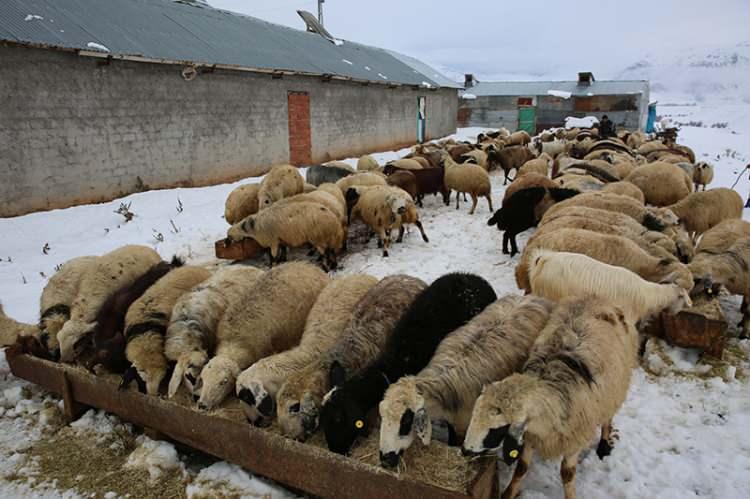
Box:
<box><xmin>318</xmin><ymin>0</ymin><xmax>324</xmax><ymax>26</ymax></box>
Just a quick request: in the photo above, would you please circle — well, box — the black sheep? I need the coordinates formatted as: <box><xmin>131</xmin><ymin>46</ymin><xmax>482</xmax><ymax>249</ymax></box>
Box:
<box><xmin>305</xmin><ymin>165</ymin><xmax>352</xmax><ymax>186</ymax></box>
<box><xmin>319</xmin><ymin>273</ymin><xmax>497</xmax><ymax>455</ymax></box>
<box><xmin>488</xmin><ymin>187</ymin><xmax>579</xmax><ymax>257</ymax></box>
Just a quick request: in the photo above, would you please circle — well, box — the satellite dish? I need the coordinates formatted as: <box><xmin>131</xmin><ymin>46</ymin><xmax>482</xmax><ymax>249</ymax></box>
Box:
<box><xmin>297</xmin><ymin>10</ymin><xmax>336</xmax><ymax>43</ymax></box>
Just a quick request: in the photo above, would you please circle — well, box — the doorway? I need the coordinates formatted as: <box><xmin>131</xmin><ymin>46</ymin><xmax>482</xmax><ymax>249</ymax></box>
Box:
<box><xmin>288</xmin><ymin>91</ymin><xmax>312</xmax><ymax>165</ymax></box>
<box><xmin>417</xmin><ymin>96</ymin><xmax>426</xmax><ymax>143</ymax></box>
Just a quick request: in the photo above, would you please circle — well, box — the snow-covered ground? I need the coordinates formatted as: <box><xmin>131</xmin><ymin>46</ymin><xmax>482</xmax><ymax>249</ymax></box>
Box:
<box><xmin>1</xmin><ymin>106</ymin><xmax>750</xmax><ymax>498</ymax></box>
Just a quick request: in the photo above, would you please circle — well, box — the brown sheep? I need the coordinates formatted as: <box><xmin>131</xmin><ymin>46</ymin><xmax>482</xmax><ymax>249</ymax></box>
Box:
<box><xmin>626</xmin><ymin>162</ymin><xmax>693</xmax><ymax>206</ymax></box>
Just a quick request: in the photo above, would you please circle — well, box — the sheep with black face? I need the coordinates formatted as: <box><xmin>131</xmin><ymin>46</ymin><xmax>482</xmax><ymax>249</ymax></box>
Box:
<box><xmin>320</xmin><ymin>272</ymin><xmax>497</xmax><ymax>455</ymax></box>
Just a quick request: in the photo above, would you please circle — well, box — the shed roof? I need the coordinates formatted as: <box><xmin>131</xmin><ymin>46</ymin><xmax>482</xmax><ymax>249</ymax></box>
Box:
<box><xmin>0</xmin><ymin>0</ymin><xmax>456</xmax><ymax>88</ymax></box>
<box><xmin>466</xmin><ymin>80</ymin><xmax>648</xmax><ymax>97</ymax></box>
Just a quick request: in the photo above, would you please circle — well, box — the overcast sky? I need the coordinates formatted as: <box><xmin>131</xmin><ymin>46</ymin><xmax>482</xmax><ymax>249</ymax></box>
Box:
<box><xmin>208</xmin><ymin>0</ymin><xmax>750</xmax><ymax>81</ymax></box>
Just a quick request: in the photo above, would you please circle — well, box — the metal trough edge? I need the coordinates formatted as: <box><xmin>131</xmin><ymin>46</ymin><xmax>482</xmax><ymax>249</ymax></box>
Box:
<box><xmin>6</xmin><ymin>351</ymin><xmax>496</xmax><ymax>499</ymax></box>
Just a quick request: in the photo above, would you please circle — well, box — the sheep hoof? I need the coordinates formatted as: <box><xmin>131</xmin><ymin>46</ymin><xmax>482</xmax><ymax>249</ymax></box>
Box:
<box><xmin>596</xmin><ymin>439</ymin><xmax>613</xmax><ymax>460</ymax></box>
<box><xmin>382</xmin><ymin>251</ymin><xmax>389</xmax><ymax>257</ymax></box>
<box><xmin>502</xmin><ymin>248</ymin><xmax>509</xmax><ymax>255</ymax></box>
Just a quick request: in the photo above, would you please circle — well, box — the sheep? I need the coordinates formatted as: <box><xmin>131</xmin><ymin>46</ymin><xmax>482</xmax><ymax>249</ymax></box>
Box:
<box><xmin>517</xmin><ymin>154</ymin><xmax>552</xmax><ymax>178</ymax></box>
<box><xmin>541</xmin><ymin>192</ymin><xmax>679</xmax><ymax>232</ymax></box>
<box><xmin>410</xmin><ymin>156</ymin><xmax>432</xmax><ymax>169</ymax></box>
<box><xmin>385</xmin><ymin>170</ymin><xmax>418</xmax><ymax>200</ymax></box>
<box><xmin>487</xmin><ymin>146</ymin><xmax>536</xmax><ymax>184</ymax></box>
<box><xmin>488</xmin><ymin>186</ymin><xmax>579</xmax><ymax>257</ymax></box>
<box><xmin>357</xmin><ymin>155</ymin><xmax>379</xmax><ymax>172</ymax></box>
<box><xmin>303</xmin><ymin>182</ymin><xmax>317</xmax><ymax>193</ymax></box>
<box><xmin>378</xmin><ymin>294</ymin><xmax>553</xmax><ymax>467</ymax></box>
<box><xmin>447</xmin><ymin>144</ymin><xmax>473</xmax><ymax>161</ymax></box>
<box><xmin>345</xmin><ymin>186</ymin><xmax>400</xmax><ymax>257</ymax></box>
<box><xmin>462</xmin><ymin>296</ymin><xmax>638</xmax><ymax>499</ymax></box>
<box><xmin>625</xmin><ymin>162</ymin><xmax>693</xmax><ymax>206</ymax></box>
<box><xmin>601</xmin><ymin>181</ymin><xmax>645</xmax><ymax>203</ymax></box>
<box><xmin>506</xmin><ymin>130</ymin><xmax>531</xmax><ymax>146</ymax></box>
<box><xmin>383</xmin><ymin>164</ymin><xmax>448</xmax><ymax>207</ymax></box>
<box><xmin>272</xmin><ymin>190</ymin><xmax>347</xmax><ymax>228</ymax></box>
<box><xmin>235</xmin><ymin>274</ymin><xmax>378</xmax><ymax>426</ymax></box>
<box><xmin>56</xmin><ymin>245</ymin><xmax>162</xmax><ymax>363</ymax></box>
<box><xmin>335</xmin><ymin>172</ymin><xmax>387</xmax><ymax>193</ymax></box>
<box><xmin>696</xmin><ymin>219</ymin><xmax>750</xmax><ymax>255</ymax></box>
<box><xmin>320</xmin><ymin>273</ymin><xmax>497</xmax><ymax>454</ymax></box>
<box><xmin>556</xmin><ymin>161</ymin><xmax>621</xmax><ymax>184</ymax></box>
<box><xmin>121</xmin><ymin>266</ymin><xmax>212</xmax><ymax>395</ymax></box>
<box><xmin>539</xmin><ymin>206</ymin><xmax>681</xmax><ymax>260</ymax></box>
<box><xmin>535</xmin><ymin>216</ymin><xmax>677</xmax><ymax>262</ymax></box>
<box><xmin>258</xmin><ymin>164</ymin><xmax>304</xmax><ymax>209</ymax></box>
<box><xmin>385</xmin><ymin>159</ymin><xmax>423</xmax><ymax>171</ymax></box>
<box><xmin>440</xmin><ymin>154</ymin><xmax>493</xmax><ymax>214</ymax></box>
<box><xmin>194</xmin><ymin>262</ymin><xmax>328</xmax><ymax>410</ymax></box>
<box><xmin>306</xmin><ymin>164</ymin><xmax>352</xmax><ymax>186</ymax></box>
<box><xmin>0</xmin><ymin>303</ymin><xmax>38</xmax><ymax>347</ymax></box>
<box><xmin>386</xmin><ymin>189</ymin><xmax>430</xmax><ymax>245</ymax></box>
<box><xmin>627</xmin><ymin>131</ymin><xmax>648</xmax><ymax>149</ymax></box>
<box><xmin>460</xmin><ymin>150</ymin><xmax>488</xmax><ymax>169</ymax></box>
<box><xmin>75</xmin><ymin>258</ymin><xmax>182</xmax><ymax>374</ymax></box>
<box><xmin>555</xmin><ymin>174</ymin><xmax>605</xmax><ymax>193</ymax></box>
<box><xmin>276</xmin><ymin>275</ymin><xmax>426</xmax><ymax>441</ymax></box>
<box><xmin>528</xmin><ymin>250</ymin><xmax>691</xmax><ymax>325</ymax></box>
<box><xmin>532</xmin><ymin>139</ymin><xmax>566</xmax><ymax>158</ymax></box>
<box><xmin>166</xmin><ymin>265</ymin><xmax>265</xmax><ymax>399</ymax></box>
<box><xmin>227</xmin><ymin>202</ymin><xmax>345</xmax><ymax>270</ymax></box>
<box><xmin>675</xmin><ymin>162</ymin><xmax>695</xmax><ymax>179</ymax></box>
<box><xmin>667</xmin><ymin>188</ymin><xmax>743</xmax><ymax>238</ymax></box>
<box><xmin>693</xmin><ymin>162</ymin><xmax>715</xmax><ymax>191</ymax></box>
<box><xmin>516</xmin><ymin>228</ymin><xmax>694</xmax><ymax>292</ymax></box>
<box><xmin>224</xmin><ymin>183</ymin><xmax>260</xmax><ymax>225</ymax></box>
<box><xmin>689</xmin><ymin>238</ymin><xmax>750</xmax><ymax>337</ymax></box>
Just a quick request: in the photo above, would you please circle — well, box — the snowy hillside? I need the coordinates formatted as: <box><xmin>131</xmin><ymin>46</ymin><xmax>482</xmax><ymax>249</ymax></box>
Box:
<box><xmin>617</xmin><ymin>41</ymin><xmax>750</xmax><ymax>103</ymax></box>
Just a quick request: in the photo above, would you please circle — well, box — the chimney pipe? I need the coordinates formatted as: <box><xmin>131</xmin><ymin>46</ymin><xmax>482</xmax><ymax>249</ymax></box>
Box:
<box><xmin>464</xmin><ymin>74</ymin><xmax>475</xmax><ymax>88</ymax></box>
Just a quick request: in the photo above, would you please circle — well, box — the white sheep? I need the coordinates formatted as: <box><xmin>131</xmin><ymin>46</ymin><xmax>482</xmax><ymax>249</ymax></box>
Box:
<box><xmin>528</xmin><ymin>249</ymin><xmax>691</xmax><ymax>325</ymax></box>
<box><xmin>462</xmin><ymin>296</ymin><xmax>638</xmax><ymax>499</ymax></box>
<box><xmin>276</xmin><ymin>274</ymin><xmax>426</xmax><ymax>441</ymax></box>
<box><xmin>166</xmin><ymin>265</ymin><xmax>265</xmax><ymax>398</ymax></box>
<box><xmin>123</xmin><ymin>266</ymin><xmax>212</xmax><ymax>395</ymax></box>
<box><xmin>625</xmin><ymin>161</ymin><xmax>693</xmax><ymax>206</ymax></box>
<box><xmin>667</xmin><ymin>188</ymin><xmax>743</xmax><ymax>238</ymax></box>
<box><xmin>227</xmin><ymin>202</ymin><xmax>345</xmax><ymax>270</ymax></box>
<box><xmin>335</xmin><ymin>172</ymin><xmax>387</xmax><ymax>193</ymax></box>
<box><xmin>357</xmin><ymin>155</ymin><xmax>380</xmax><ymax>172</ymax></box>
<box><xmin>57</xmin><ymin>245</ymin><xmax>162</xmax><ymax>363</ymax></box>
<box><xmin>257</xmin><ymin>164</ymin><xmax>304</xmax><ymax>210</ymax></box>
<box><xmin>195</xmin><ymin>262</ymin><xmax>329</xmax><ymax>410</ymax></box>
<box><xmin>693</xmin><ymin>162</ymin><xmax>714</xmax><ymax>191</ymax></box>
<box><xmin>235</xmin><ymin>274</ymin><xmax>378</xmax><ymax>426</ymax></box>
<box><xmin>224</xmin><ymin>183</ymin><xmax>260</xmax><ymax>225</ymax></box>
<box><xmin>378</xmin><ymin>294</ymin><xmax>553</xmax><ymax>466</ymax></box>
<box><xmin>441</xmin><ymin>153</ymin><xmax>493</xmax><ymax>215</ymax></box>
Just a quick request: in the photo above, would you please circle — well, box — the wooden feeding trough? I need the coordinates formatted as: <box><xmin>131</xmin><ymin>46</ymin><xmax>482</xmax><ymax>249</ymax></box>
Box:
<box><xmin>214</xmin><ymin>237</ymin><xmax>261</xmax><ymax>260</ymax></box>
<box><xmin>6</xmin><ymin>350</ymin><xmax>497</xmax><ymax>499</ymax></box>
<box><xmin>644</xmin><ymin>296</ymin><xmax>728</xmax><ymax>359</ymax></box>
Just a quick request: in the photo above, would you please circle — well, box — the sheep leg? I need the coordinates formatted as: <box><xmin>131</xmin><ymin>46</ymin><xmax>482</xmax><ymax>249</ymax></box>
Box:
<box><xmin>267</xmin><ymin>247</ymin><xmax>276</xmax><ymax>267</ymax></box>
<box><xmin>463</xmin><ymin>193</ymin><xmax>468</xmax><ymax>202</ymax></box>
<box><xmin>485</xmin><ymin>195</ymin><xmax>494</xmax><ymax>213</ymax></box>
<box><xmin>379</xmin><ymin>229</ymin><xmax>390</xmax><ymax>257</ymax></box>
<box><xmin>596</xmin><ymin>420</ymin><xmax>618</xmax><ymax>459</ymax></box>
<box><xmin>415</xmin><ymin>220</ymin><xmax>429</xmax><ymax>243</ymax></box>
<box><xmin>455</xmin><ymin>191</ymin><xmax>460</xmax><ymax>210</ymax></box>
<box><xmin>502</xmin><ymin>233</ymin><xmax>510</xmax><ymax>254</ymax></box>
<box><xmin>417</xmin><ymin>195</ymin><xmax>424</xmax><ymax>207</ymax></box>
<box><xmin>503</xmin><ymin>168</ymin><xmax>509</xmax><ymax>186</ymax></box>
<box><xmin>501</xmin><ymin>445</ymin><xmax>534</xmax><ymax>499</ymax></box>
<box><xmin>278</xmin><ymin>246</ymin><xmax>288</xmax><ymax>263</ymax></box>
<box><xmin>509</xmin><ymin>232</ymin><xmax>519</xmax><ymax>257</ymax></box>
<box><xmin>560</xmin><ymin>452</ymin><xmax>580</xmax><ymax>499</ymax></box>
<box><xmin>397</xmin><ymin>226</ymin><xmax>405</xmax><ymax>243</ymax></box>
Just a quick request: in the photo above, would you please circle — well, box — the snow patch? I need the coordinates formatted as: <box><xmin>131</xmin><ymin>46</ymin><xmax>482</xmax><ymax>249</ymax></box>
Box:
<box><xmin>333</xmin><ymin>39</ymin><xmax>344</xmax><ymax>46</ymax></box>
<box><xmin>341</xmin><ymin>59</ymin><xmax>353</xmax><ymax>65</ymax></box>
<box><xmin>364</xmin><ymin>66</ymin><xmax>371</xmax><ymax>71</ymax></box>
<box><xmin>125</xmin><ymin>436</ymin><xmax>183</xmax><ymax>480</ymax></box>
<box><xmin>24</xmin><ymin>14</ymin><xmax>43</xmax><ymax>21</ymax></box>
<box><xmin>547</xmin><ymin>89</ymin><xmax>572</xmax><ymax>99</ymax></box>
<box><xmin>86</xmin><ymin>42</ymin><xmax>110</xmax><ymax>53</ymax></box>
<box><xmin>421</xmin><ymin>81</ymin><xmax>432</xmax><ymax>88</ymax></box>
<box><xmin>565</xmin><ymin>115</ymin><xmax>599</xmax><ymax>128</ymax></box>
<box><xmin>186</xmin><ymin>462</ymin><xmax>294</xmax><ymax>499</ymax></box>
<box><xmin>461</xmin><ymin>93</ymin><xmax>477</xmax><ymax>100</ymax></box>
<box><xmin>377</xmin><ymin>73</ymin><xmax>388</xmax><ymax>80</ymax></box>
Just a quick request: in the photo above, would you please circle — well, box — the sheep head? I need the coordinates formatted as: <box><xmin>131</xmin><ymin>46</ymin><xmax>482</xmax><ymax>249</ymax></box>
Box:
<box><xmin>195</xmin><ymin>356</ymin><xmax>241</xmax><ymax>410</ymax></box>
<box><xmin>168</xmin><ymin>350</ymin><xmax>208</xmax><ymax>399</ymax></box>
<box><xmin>125</xmin><ymin>333</ymin><xmax>168</xmax><ymax>396</ymax></box>
<box><xmin>227</xmin><ymin>216</ymin><xmax>256</xmax><ymax>242</ymax></box>
<box><xmin>378</xmin><ymin>377</ymin><xmax>431</xmax><ymax>468</ymax></box>
<box><xmin>236</xmin><ymin>369</ymin><xmax>276</xmax><ymax>428</ymax></box>
<box><xmin>462</xmin><ymin>374</ymin><xmax>536</xmax><ymax>465</ymax></box>
<box><xmin>57</xmin><ymin>320</ymin><xmax>96</xmax><ymax>363</ymax></box>
<box><xmin>668</xmin><ymin>286</ymin><xmax>693</xmax><ymax>315</ymax></box>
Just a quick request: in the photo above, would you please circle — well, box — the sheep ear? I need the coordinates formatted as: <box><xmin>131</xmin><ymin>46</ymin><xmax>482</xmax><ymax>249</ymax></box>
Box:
<box><xmin>167</xmin><ymin>362</ymin><xmax>185</xmax><ymax>398</ymax></box>
<box><xmin>329</xmin><ymin>361</ymin><xmax>346</xmax><ymax>388</ymax></box>
<box><xmin>415</xmin><ymin>407</ymin><xmax>431</xmax><ymax>446</ymax></box>
<box><xmin>548</xmin><ymin>188</ymin><xmax>579</xmax><ymax>202</ymax></box>
<box><xmin>658</xmin><ymin>271</ymin><xmax>678</xmax><ymax>285</ymax></box>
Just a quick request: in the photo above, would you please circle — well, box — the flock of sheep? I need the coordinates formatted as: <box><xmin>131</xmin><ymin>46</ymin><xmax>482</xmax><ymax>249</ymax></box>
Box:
<box><xmin>0</xmin><ymin>123</ymin><xmax>748</xmax><ymax>499</ymax></box>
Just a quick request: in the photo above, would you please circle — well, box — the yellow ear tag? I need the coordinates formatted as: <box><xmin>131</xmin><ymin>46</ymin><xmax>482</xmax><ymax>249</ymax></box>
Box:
<box><xmin>355</xmin><ymin>420</ymin><xmax>364</xmax><ymax>429</ymax></box>
<box><xmin>509</xmin><ymin>450</ymin><xmax>519</xmax><ymax>459</ymax></box>
<box><xmin>707</xmin><ymin>288</ymin><xmax>713</xmax><ymax>295</ymax></box>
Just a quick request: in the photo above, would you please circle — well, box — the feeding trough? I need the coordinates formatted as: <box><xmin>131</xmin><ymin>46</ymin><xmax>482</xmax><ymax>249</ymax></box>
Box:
<box><xmin>6</xmin><ymin>350</ymin><xmax>497</xmax><ymax>499</ymax></box>
<box><xmin>214</xmin><ymin>237</ymin><xmax>261</xmax><ymax>260</ymax></box>
<box><xmin>644</xmin><ymin>296</ymin><xmax>728</xmax><ymax>359</ymax></box>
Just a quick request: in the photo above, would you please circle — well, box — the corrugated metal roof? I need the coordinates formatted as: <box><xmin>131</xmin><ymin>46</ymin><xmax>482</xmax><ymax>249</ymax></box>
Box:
<box><xmin>0</xmin><ymin>0</ymin><xmax>457</xmax><ymax>88</ymax></box>
<box><xmin>465</xmin><ymin>80</ymin><xmax>648</xmax><ymax>97</ymax></box>
<box><xmin>386</xmin><ymin>50</ymin><xmax>463</xmax><ymax>89</ymax></box>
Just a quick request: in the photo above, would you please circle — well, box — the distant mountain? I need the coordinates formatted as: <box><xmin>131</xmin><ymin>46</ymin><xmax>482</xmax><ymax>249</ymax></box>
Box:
<box><xmin>617</xmin><ymin>42</ymin><xmax>750</xmax><ymax>102</ymax></box>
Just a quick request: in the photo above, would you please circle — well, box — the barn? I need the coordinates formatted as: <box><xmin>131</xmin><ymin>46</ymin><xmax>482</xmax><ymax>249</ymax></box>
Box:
<box><xmin>0</xmin><ymin>0</ymin><xmax>460</xmax><ymax>217</ymax></box>
<box><xmin>458</xmin><ymin>72</ymin><xmax>649</xmax><ymax>134</ymax></box>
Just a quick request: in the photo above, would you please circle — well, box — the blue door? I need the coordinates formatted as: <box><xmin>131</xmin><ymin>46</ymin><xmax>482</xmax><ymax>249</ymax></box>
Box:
<box><xmin>646</xmin><ymin>103</ymin><xmax>657</xmax><ymax>133</ymax></box>
<box><xmin>417</xmin><ymin>96</ymin><xmax>426</xmax><ymax>143</ymax></box>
